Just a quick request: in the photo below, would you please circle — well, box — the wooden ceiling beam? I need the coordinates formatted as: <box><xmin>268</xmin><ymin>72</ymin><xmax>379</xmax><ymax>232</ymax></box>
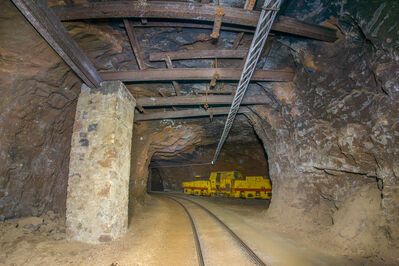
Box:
<box><xmin>136</xmin><ymin>95</ymin><xmax>271</xmax><ymax>107</ymax></box>
<box><xmin>150</xmin><ymin>49</ymin><xmax>248</xmax><ymax>61</ymax></box>
<box><xmin>52</xmin><ymin>1</ymin><xmax>337</xmax><ymax>42</ymax></box>
<box><xmin>123</xmin><ymin>19</ymin><xmax>146</xmax><ymax>70</ymax></box>
<box><xmin>135</xmin><ymin>106</ymin><xmax>250</xmax><ymax>121</ymax></box>
<box><xmin>101</xmin><ymin>68</ymin><xmax>294</xmax><ymax>82</ymax></box>
<box><xmin>130</xmin><ymin>21</ymin><xmax>255</xmax><ymax>33</ymax></box>
<box><xmin>12</xmin><ymin>0</ymin><xmax>102</xmax><ymax>88</ymax></box>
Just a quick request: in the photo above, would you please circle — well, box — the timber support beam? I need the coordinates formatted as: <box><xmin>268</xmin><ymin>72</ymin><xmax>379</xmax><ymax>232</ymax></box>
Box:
<box><xmin>150</xmin><ymin>49</ymin><xmax>248</xmax><ymax>61</ymax></box>
<box><xmin>53</xmin><ymin>1</ymin><xmax>338</xmax><ymax>42</ymax></box>
<box><xmin>12</xmin><ymin>0</ymin><xmax>102</xmax><ymax>88</ymax></box>
<box><xmin>136</xmin><ymin>95</ymin><xmax>271</xmax><ymax>107</ymax></box>
<box><xmin>101</xmin><ymin>68</ymin><xmax>294</xmax><ymax>82</ymax></box>
<box><xmin>135</xmin><ymin>107</ymin><xmax>250</xmax><ymax>121</ymax></box>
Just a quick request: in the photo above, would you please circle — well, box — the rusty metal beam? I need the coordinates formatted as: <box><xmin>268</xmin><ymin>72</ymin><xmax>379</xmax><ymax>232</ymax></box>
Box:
<box><xmin>100</xmin><ymin>68</ymin><xmax>294</xmax><ymax>82</ymax></box>
<box><xmin>210</xmin><ymin>6</ymin><xmax>225</xmax><ymax>39</ymax></box>
<box><xmin>12</xmin><ymin>0</ymin><xmax>102</xmax><ymax>88</ymax></box>
<box><xmin>130</xmin><ymin>21</ymin><xmax>255</xmax><ymax>33</ymax></box>
<box><xmin>158</xmin><ymin>88</ymin><xmax>177</xmax><ymax>110</ymax></box>
<box><xmin>195</xmin><ymin>89</ymin><xmax>233</xmax><ymax>95</ymax></box>
<box><xmin>135</xmin><ymin>106</ymin><xmax>250</xmax><ymax>121</ymax></box>
<box><xmin>52</xmin><ymin>2</ymin><xmax>338</xmax><ymax>42</ymax></box>
<box><xmin>150</xmin><ymin>49</ymin><xmax>248</xmax><ymax>61</ymax></box>
<box><xmin>136</xmin><ymin>95</ymin><xmax>271</xmax><ymax>107</ymax></box>
<box><xmin>164</xmin><ymin>55</ymin><xmax>181</xmax><ymax>96</ymax></box>
<box><xmin>244</xmin><ymin>0</ymin><xmax>257</xmax><ymax>10</ymax></box>
<box><xmin>232</xmin><ymin>32</ymin><xmax>245</xmax><ymax>49</ymax></box>
<box><xmin>123</xmin><ymin>19</ymin><xmax>145</xmax><ymax>70</ymax></box>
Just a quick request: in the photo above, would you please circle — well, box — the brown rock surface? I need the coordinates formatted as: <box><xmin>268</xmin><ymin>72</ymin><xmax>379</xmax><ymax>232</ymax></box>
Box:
<box><xmin>0</xmin><ymin>1</ymin><xmax>81</xmax><ymax>218</ymax></box>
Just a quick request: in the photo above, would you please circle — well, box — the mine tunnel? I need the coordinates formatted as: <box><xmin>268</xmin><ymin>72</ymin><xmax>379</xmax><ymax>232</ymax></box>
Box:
<box><xmin>1</xmin><ymin>0</ymin><xmax>398</xmax><ymax>265</ymax></box>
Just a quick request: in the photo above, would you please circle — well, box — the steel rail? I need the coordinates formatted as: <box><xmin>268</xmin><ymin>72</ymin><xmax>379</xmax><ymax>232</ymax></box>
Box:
<box><xmin>167</xmin><ymin>194</ymin><xmax>267</xmax><ymax>266</ymax></box>
<box><xmin>164</xmin><ymin>195</ymin><xmax>205</xmax><ymax>266</ymax></box>
<box><xmin>211</xmin><ymin>0</ymin><xmax>281</xmax><ymax>164</ymax></box>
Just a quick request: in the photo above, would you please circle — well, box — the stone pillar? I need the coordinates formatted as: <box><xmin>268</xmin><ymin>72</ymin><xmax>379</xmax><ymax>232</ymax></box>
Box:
<box><xmin>66</xmin><ymin>81</ymin><xmax>135</xmax><ymax>243</ymax></box>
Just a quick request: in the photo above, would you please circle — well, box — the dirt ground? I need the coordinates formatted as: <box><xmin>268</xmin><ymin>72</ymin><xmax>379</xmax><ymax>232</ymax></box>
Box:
<box><xmin>0</xmin><ymin>193</ymin><xmax>398</xmax><ymax>266</ymax></box>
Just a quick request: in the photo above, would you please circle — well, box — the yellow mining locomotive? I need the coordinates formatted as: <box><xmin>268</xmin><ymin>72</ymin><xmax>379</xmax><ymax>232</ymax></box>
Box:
<box><xmin>183</xmin><ymin>171</ymin><xmax>271</xmax><ymax>199</ymax></box>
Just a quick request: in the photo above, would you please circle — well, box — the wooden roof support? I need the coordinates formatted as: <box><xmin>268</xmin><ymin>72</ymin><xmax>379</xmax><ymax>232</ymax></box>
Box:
<box><xmin>158</xmin><ymin>88</ymin><xmax>177</xmax><ymax>110</ymax></box>
<box><xmin>12</xmin><ymin>0</ymin><xmax>102</xmax><ymax>88</ymax></box>
<box><xmin>150</xmin><ymin>49</ymin><xmax>248</xmax><ymax>61</ymax></box>
<box><xmin>195</xmin><ymin>89</ymin><xmax>233</xmax><ymax>95</ymax></box>
<box><xmin>64</xmin><ymin>0</ymin><xmax>74</xmax><ymax>5</ymax></box>
<box><xmin>244</xmin><ymin>0</ymin><xmax>257</xmax><ymax>10</ymax></box>
<box><xmin>100</xmin><ymin>68</ymin><xmax>294</xmax><ymax>82</ymax></box>
<box><xmin>136</xmin><ymin>95</ymin><xmax>271</xmax><ymax>107</ymax></box>
<box><xmin>53</xmin><ymin>1</ymin><xmax>338</xmax><ymax>42</ymax></box>
<box><xmin>135</xmin><ymin>106</ymin><xmax>250</xmax><ymax>121</ymax></box>
<box><xmin>232</xmin><ymin>32</ymin><xmax>245</xmax><ymax>49</ymax></box>
<box><xmin>164</xmin><ymin>56</ymin><xmax>181</xmax><ymax>96</ymax></box>
<box><xmin>130</xmin><ymin>21</ymin><xmax>255</xmax><ymax>33</ymax></box>
<box><xmin>123</xmin><ymin>19</ymin><xmax>145</xmax><ymax>70</ymax></box>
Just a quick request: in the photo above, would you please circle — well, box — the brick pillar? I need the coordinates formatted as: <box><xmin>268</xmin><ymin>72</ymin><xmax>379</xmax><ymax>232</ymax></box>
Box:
<box><xmin>66</xmin><ymin>81</ymin><xmax>136</xmax><ymax>243</ymax></box>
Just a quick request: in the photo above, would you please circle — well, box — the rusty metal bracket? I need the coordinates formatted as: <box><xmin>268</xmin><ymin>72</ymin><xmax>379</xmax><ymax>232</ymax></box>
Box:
<box><xmin>210</xmin><ymin>73</ymin><xmax>219</xmax><ymax>87</ymax></box>
<box><xmin>210</xmin><ymin>6</ymin><xmax>226</xmax><ymax>39</ymax></box>
<box><xmin>244</xmin><ymin>0</ymin><xmax>256</xmax><ymax>10</ymax></box>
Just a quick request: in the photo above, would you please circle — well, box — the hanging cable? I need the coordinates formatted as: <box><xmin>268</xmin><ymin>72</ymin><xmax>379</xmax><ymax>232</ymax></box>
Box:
<box><xmin>149</xmin><ymin>162</ymin><xmax>213</xmax><ymax>169</ymax></box>
<box><xmin>211</xmin><ymin>0</ymin><xmax>281</xmax><ymax>164</ymax></box>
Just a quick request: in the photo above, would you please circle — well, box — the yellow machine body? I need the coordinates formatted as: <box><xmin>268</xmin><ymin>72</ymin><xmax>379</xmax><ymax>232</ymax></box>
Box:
<box><xmin>209</xmin><ymin>171</ymin><xmax>243</xmax><ymax>196</ymax></box>
<box><xmin>232</xmin><ymin>176</ymin><xmax>272</xmax><ymax>199</ymax></box>
<box><xmin>183</xmin><ymin>171</ymin><xmax>271</xmax><ymax>199</ymax></box>
<box><xmin>183</xmin><ymin>181</ymin><xmax>193</xmax><ymax>195</ymax></box>
<box><xmin>183</xmin><ymin>180</ymin><xmax>210</xmax><ymax>196</ymax></box>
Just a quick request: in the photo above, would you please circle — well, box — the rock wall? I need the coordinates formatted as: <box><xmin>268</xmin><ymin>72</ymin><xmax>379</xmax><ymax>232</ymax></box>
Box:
<box><xmin>0</xmin><ymin>1</ymin><xmax>81</xmax><ymax>218</ymax></box>
<box><xmin>245</xmin><ymin>0</ymin><xmax>399</xmax><ymax>253</ymax></box>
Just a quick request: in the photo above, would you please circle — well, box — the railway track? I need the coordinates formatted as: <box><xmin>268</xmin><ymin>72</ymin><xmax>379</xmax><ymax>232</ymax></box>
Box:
<box><xmin>157</xmin><ymin>193</ymin><xmax>267</xmax><ymax>266</ymax></box>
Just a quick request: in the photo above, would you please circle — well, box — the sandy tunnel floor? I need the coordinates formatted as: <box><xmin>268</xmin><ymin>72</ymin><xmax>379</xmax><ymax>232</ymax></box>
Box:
<box><xmin>0</xmin><ymin>193</ymin><xmax>396</xmax><ymax>266</ymax></box>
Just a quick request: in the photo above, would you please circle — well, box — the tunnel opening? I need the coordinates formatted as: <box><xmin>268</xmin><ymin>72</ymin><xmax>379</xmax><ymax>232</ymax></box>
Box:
<box><xmin>147</xmin><ymin>131</ymin><xmax>272</xmax><ymax>204</ymax></box>
<box><xmin>1</xmin><ymin>0</ymin><xmax>399</xmax><ymax>264</ymax></box>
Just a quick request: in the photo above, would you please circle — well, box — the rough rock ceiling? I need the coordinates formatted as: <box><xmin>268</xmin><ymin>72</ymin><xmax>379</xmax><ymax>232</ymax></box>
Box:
<box><xmin>15</xmin><ymin>0</ymin><xmax>336</xmax><ymax>146</ymax></box>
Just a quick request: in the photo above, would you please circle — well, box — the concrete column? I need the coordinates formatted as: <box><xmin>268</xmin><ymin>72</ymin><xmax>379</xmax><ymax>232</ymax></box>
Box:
<box><xmin>66</xmin><ymin>81</ymin><xmax>136</xmax><ymax>243</ymax></box>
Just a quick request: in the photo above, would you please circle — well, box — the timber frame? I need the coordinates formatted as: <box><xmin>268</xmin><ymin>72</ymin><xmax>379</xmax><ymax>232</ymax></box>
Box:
<box><xmin>12</xmin><ymin>0</ymin><xmax>338</xmax><ymax>121</ymax></box>
<box><xmin>53</xmin><ymin>1</ymin><xmax>337</xmax><ymax>42</ymax></box>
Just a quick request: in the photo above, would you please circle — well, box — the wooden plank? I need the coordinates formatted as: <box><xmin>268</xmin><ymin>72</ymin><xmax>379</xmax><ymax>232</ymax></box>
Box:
<box><xmin>158</xmin><ymin>88</ymin><xmax>177</xmax><ymax>110</ymax></box>
<box><xmin>244</xmin><ymin>0</ymin><xmax>256</xmax><ymax>10</ymax></box>
<box><xmin>273</xmin><ymin>16</ymin><xmax>337</xmax><ymax>42</ymax></box>
<box><xmin>136</xmin><ymin>95</ymin><xmax>271</xmax><ymax>107</ymax></box>
<box><xmin>123</xmin><ymin>19</ymin><xmax>145</xmax><ymax>70</ymax></box>
<box><xmin>195</xmin><ymin>89</ymin><xmax>233</xmax><ymax>95</ymax></box>
<box><xmin>13</xmin><ymin>0</ymin><xmax>102</xmax><ymax>88</ymax></box>
<box><xmin>135</xmin><ymin>106</ymin><xmax>250</xmax><ymax>121</ymax></box>
<box><xmin>232</xmin><ymin>32</ymin><xmax>244</xmax><ymax>49</ymax></box>
<box><xmin>150</xmin><ymin>49</ymin><xmax>248</xmax><ymax>61</ymax></box>
<box><xmin>100</xmin><ymin>68</ymin><xmax>294</xmax><ymax>82</ymax></box>
<box><xmin>53</xmin><ymin>2</ymin><xmax>338</xmax><ymax>42</ymax></box>
<box><xmin>165</xmin><ymin>55</ymin><xmax>181</xmax><ymax>96</ymax></box>
<box><xmin>130</xmin><ymin>21</ymin><xmax>255</xmax><ymax>33</ymax></box>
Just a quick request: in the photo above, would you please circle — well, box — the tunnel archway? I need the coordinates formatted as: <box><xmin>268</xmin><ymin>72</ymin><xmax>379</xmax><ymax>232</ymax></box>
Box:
<box><xmin>147</xmin><ymin>138</ymin><xmax>271</xmax><ymax>200</ymax></box>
